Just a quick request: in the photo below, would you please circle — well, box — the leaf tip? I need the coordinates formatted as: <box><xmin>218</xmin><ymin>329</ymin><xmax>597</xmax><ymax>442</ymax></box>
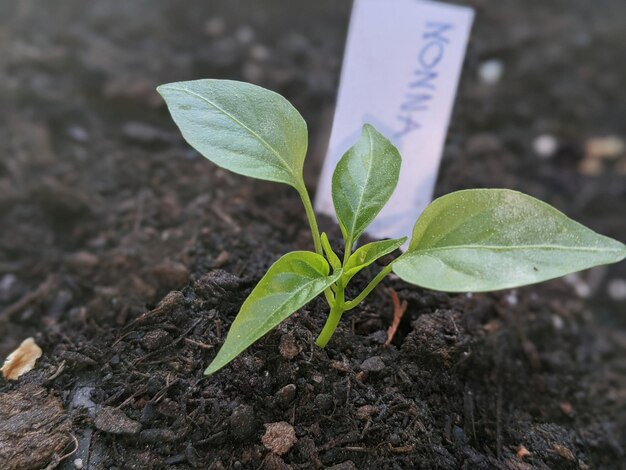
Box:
<box><xmin>203</xmin><ymin>362</ymin><xmax>220</xmax><ymax>376</ymax></box>
<box><xmin>155</xmin><ymin>83</ymin><xmax>169</xmax><ymax>96</ymax></box>
<box><xmin>362</xmin><ymin>122</ymin><xmax>375</xmax><ymax>133</ymax></box>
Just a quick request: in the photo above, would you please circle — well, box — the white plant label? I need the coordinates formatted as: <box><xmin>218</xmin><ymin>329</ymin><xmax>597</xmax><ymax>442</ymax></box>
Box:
<box><xmin>316</xmin><ymin>0</ymin><xmax>474</xmax><ymax>245</ymax></box>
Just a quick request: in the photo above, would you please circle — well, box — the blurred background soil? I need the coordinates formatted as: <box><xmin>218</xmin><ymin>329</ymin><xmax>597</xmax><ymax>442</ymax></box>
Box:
<box><xmin>0</xmin><ymin>1</ymin><xmax>625</xmax><ymax>468</ymax></box>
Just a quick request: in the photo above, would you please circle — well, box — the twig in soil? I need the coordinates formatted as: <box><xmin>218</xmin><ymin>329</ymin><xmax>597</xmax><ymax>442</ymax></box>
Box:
<box><xmin>132</xmin><ymin>190</ymin><xmax>147</xmax><ymax>234</ymax></box>
<box><xmin>132</xmin><ymin>317</ymin><xmax>203</xmax><ymax>366</ymax></box>
<box><xmin>121</xmin><ymin>290</ymin><xmax>184</xmax><ymax>332</ymax></box>
<box><xmin>44</xmin><ymin>433</ymin><xmax>79</xmax><ymax>470</ymax></box>
<box><xmin>388</xmin><ymin>443</ymin><xmax>416</xmax><ymax>454</ymax></box>
<box><xmin>253</xmin><ymin>454</ymin><xmax>268</xmax><ymax>470</ymax></box>
<box><xmin>184</xmin><ymin>338</ymin><xmax>213</xmax><ymax>350</ymax></box>
<box><xmin>114</xmin><ymin>386</ymin><xmax>148</xmax><ymax>409</ymax></box>
<box><xmin>0</xmin><ymin>275</ymin><xmax>57</xmax><ymax>323</ymax></box>
<box><xmin>319</xmin><ymin>431</ymin><xmax>361</xmax><ymax>451</ymax></box>
<box><xmin>44</xmin><ymin>360</ymin><xmax>66</xmax><ymax>383</ymax></box>
<box><xmin>385</xmin><ymin>288</ymin><xmax>408</xmax><ymax>346</ymax></box>
<box><xmin>152</xmin><ymin>376</ymin><xmax>180</xmax><ymax>404</ymax></box>
<box><xmin>212</xmin><ymin>203</ymin><xmax>241</xmax><ymax>233</ymax></box>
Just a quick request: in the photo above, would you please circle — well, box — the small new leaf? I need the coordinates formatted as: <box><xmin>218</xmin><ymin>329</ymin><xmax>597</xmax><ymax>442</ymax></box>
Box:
<box><xmin>393</xmin><ymin>189</ymin><xmax>626</xmax><ymax>292</ymax></box>
<box><xmin>205</xmin><ymin>251</ymin><xmax>341</xmax><ymax>375</ymax></box>
<box><xmin>321</xmin><ymin>232</ymin><xmax>341</xmax><ymax>271</ymax></box>
<box><xmin>158</xmin><ymin>79</ymin><xmax>308</xmax><ymax>189</ymax></box>
<box><xmin>344</xmin><ymin>237</ymin><xmax>407</xmax><ymax>282</ymax></box>
<box><xmin>332</xmin><ymin>124</ymin><xmax>401</xmax><ymax>246</ymax></box>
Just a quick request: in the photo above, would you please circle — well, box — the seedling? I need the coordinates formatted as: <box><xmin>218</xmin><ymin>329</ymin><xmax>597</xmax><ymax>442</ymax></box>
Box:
<box><xmin>158</xmin><ymin>79</ymin><xmax>626</xmax><ymax>375</ymax></box>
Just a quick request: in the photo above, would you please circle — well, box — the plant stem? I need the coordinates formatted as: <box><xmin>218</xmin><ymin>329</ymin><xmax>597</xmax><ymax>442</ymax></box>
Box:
<box><xmin>297</xmin><ymin>184</ymin><xmax>322</xmax><ymax>255</ymax></box>
<box><xmin>316</xmin><ymin>287</ymin><xmax>345</xmax><ymax>347</ymax></box>
<box><xmin>343</xmin><ymin>264</ymin><xmax>394</xmax><ymax>310</ymax></box>
<box><xmin>342</xmin><ymin>238</ymin><xmax>352</xmax><ymax>266</ymax></box>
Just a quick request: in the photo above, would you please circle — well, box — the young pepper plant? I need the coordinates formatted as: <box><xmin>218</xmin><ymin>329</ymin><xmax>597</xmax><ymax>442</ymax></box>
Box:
<box><xmin>158</xmin><ymin>79</ymin><xmax>626</xmax><ymax>376</ymax></box>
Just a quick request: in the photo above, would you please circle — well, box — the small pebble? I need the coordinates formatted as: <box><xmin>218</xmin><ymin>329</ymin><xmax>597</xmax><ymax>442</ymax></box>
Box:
<box><xmin>0</xmin><ymin>274</ymin><xmax>18</xmax><ymax>303</ymax></box>
<box><xmin>533</xmin><ymin>134</ymin><xmax>558</xmax><ymax>159</ymax></box>
<box><xmin>452</xmin><ymin>425</ymin><xmax>467</xmax><ymax>446</ymax></box>
<box><xmin>552</xmin><ymin>315</ymin><xmax>564</xmax><ymax>330</ymax></box>
<box><xmin>262</xmin><ymin>421</ymin><xmax>297</xmax><ymax>455</ymax></box>
<box><xmin>311</xmin><ymin>373</ymin><xmax>324</xmax><ymax>384</ymax></box>
<box><xmin>607</xmin><ymin>278</ymin><xmax>626</xmax><ymax>301</ymax></box>
<box><xmin>330</xmin><ymin>359</ymin><xmax>350</xmax><ymax>373</ymax></box>
<box><xmin>275</xmin><ymin>384</ymin><xmax>296</xmax><ymax>408</ymax></box>
<box><xmin>204</xmin><ymin>17</ymin><xmax>226</xmax><ymax>37</ymax></box>
<box><xmin>67</xmin><ymin>125</ymin><xmax>89</xmax><ymax>142</ymax></box>
<box><xmin>313</xmin><ymin>393</ymin><xmax>334</xmax><ymax>412</ymax></box>
<box><xmin>564</xmin><ymin>273</ymin><xmax>591</xmax><ymax>298</ymax></box>
<box><xmin>94</xmin><ymin>406</ymin><xmax>141</xmax><ymax>435</ymax></box>
<box><xmin>505</xmin><ymin>292</ymin><xmax>518</xmax><ymax>306</ymax></box>
<box><xmin>278</xmin><ymin>333</ymin><xmax>300</xmax><ymax>360</ymax></box>
<box><xmin>140</xmin><ymin>403</ymin><xmax>155</xmax><ymax>424</ymax></box>
<box><xmin>250</xmin><ymin>44</ymin><xmax>271</xmax><ymax>61</ymax></box>
<box><xmin>71</xmin><ymin>386</ymin><xmax>96</xmax><ymax>414</ymax></box>
<box><xmin>73</xmin><ymin>458</ymin><xmax>84</xmax><ymax>469</ymax></box>
<box><xmin>559</xmin><ymin>402</ymin><xmax>573</xmax><ymax>415</ymax></box>
<box><xmin>478</xmin><ymin>59</ymin><xmax>503</xmax><ymax>85</ymax></box>
<box><xmin>235</xmin><ymin>25</ymin><xmax>255</xmax><ymax>45</ymax></box>
<box><xmin>230</xmin><ymin>405</ymin><xmax>256</xmax><ymax>441</ymax></box>
<box><xmin>141</xmin><ymin>329</ymin><xmax>172</xmax><ymax>351</ymax></box>
<box><xmin>360</xmin><ymin>356</ymin><xmax>385</xmax><ymax>373</ymax></box>
<box><xmin>355</xmin><ymin>405</ymin><xmax>379</xmax><ymax>421</ymax></box>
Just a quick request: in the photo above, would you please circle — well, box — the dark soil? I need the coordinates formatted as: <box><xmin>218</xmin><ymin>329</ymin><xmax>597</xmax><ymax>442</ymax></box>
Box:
<box><xmin>1</xmin><ymin>1</ymin><xmax>626</xmax><ymax>469</ymax></box>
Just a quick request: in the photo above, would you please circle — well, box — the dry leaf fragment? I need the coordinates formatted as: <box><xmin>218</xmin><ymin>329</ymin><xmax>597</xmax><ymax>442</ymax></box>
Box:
<box><xmin>585</xmin><ymin>136</ymin><xmax>624</xmax><ymax>160</ymax></box>
<box><xmin>552</xmin><ymin>444</ymin><xmax>576</xmax><ymax>461</ymax></box>
<box><xmin>516</xmin><ymin>445</ymin><xmax>531</xmax><ymax>459</ymax></box>
<box><xmin>1</xmin><ymin>337</ymin><xmax>43</xmax><ymax>380</ymax></box>
<box><xmin>385</xmin><ymin>288</ymin><xmax>408</xmax><ymax>346</ymax></box>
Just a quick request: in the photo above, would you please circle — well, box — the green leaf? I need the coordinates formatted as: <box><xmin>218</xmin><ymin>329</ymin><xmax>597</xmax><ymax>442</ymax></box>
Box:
<box><xmin>332</xmin><ymin>124</ymin><xmax>401</xmax><ymax>245</ymax></box>
<box><xmin>393</xmin><ymin>189</ymin><xmax>626</xmax><ymax>292</ymax></box>
<box><xmin>344</xmin><ymin>237</ymin><xmax>407</xmax><ymax>282</ymax></box>
<box><xmin>205</xmin><ymin>251</ymin><xmax>341</xmax><ymax>375</ymax></box>
<box><xmin>321</xmin><ymin>232</ymin><xmax>341</xmax><ymax>271</ymax></box>
<box><xmin>158</xmin><ymin>79</ymin><xmax>308</xmax><ymax>188</ymax></box>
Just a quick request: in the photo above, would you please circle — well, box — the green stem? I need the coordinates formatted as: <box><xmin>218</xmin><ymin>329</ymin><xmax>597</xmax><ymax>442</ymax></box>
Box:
<box><xmin>342</xmin><ymin>238</ymin><xmax>352</xmax><ymax>266</ymax></box>
<box><xmin>316</xmin><ymin>288</ymin><xmax>345</xmax><ymax>347</ymax></box>
<box><xmin>297</xmin><ymin>184</ymin><xmax>322</xmax><ymax>255</ymax></box>
<box><xmin>344</xmin><ymin>264</ymin><xmax>393</xmax><ymax>310</ymax></box>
